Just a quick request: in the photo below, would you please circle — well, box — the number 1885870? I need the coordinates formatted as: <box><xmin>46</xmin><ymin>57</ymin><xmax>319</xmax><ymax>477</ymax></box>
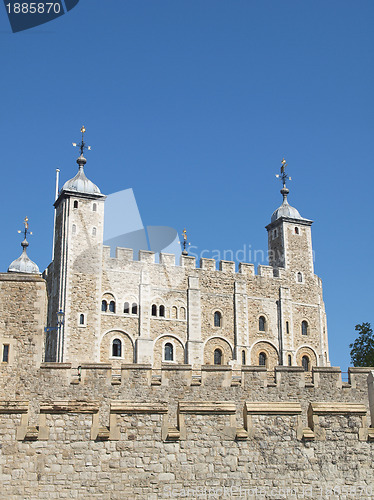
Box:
<box><xmin>6</xmin><ymin>3</ymin><xmax>61</xmax><ymax>14</ymax></box>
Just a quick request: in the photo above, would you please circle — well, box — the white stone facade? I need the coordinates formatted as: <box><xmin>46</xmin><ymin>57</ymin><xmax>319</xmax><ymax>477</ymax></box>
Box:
<box><xmin>44</xmin><ymin>164</ymin><xmax>329</xmax><ymax>371</ymax></box>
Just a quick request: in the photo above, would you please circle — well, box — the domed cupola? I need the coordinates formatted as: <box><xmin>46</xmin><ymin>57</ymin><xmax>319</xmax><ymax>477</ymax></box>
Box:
<box><xmin>62</xmin><ymin>153</ymin><xmax>101</xmax><ymax>195</ymax></box>
<box><xmin>271</xmin><ymin>186</ymin><xmax>304</xmax><ymax>222</ymax></box>
<box><xmin>8</xmin><ymin>217</ymin><xmax>39</xmax><ymax>274</ymax></box>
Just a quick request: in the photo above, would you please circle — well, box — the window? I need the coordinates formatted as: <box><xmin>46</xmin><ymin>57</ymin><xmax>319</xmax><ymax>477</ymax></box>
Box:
<box><xmin>131</xmin><ymin>303</ymin><xmax>138</xmax><ymax>315</ymax></box>
<box><xmin>101</xmin><ymin>300</ymin><xmax>107</xmax><ymax>312</ymax></box>
<box><xmin>79</xmin><ymin>314</ymin><xmax>85</xmax><ymax>325</ymax></box>
<box><xmin>259</xmin><ymin>352</ymin><xmax>267</xmax><ymax>366</ymax></box>
<box><xmin>288</xmin><ymin>354</ymin><xmax>292</xmax><ymax>366</ymax></box>
<box><xmin>171</xmin><ymin>306</ymin><xmax>178</xmax><ymax>319</ymax></box>
<box><xmin>302</xmin><ymin>355</ymin><xmax>309</xmax><ymax>371</ymax></box>
<box><xmin>273</xmin><ymin>229</ymin><xmax>278</xmax><ymax>238</ymax></box>
<box><xmin>180</xmin><ymin>307</ymin><xmax>186</xmax><ymax>320</ymax></box>
<box><xmin>242</xmin><ymin>350</ymin><xmax>246</xmax><ymax>365</ymax></box>
<box><xmin>214</xmin><ymin>311</ymin><xmax>222</xmax><ymax>327</ymax></box>
<box><xmin>92</xmin><ymin>227</ymin><xmax>97</xmax><ymax>236</ymax></box>
<box><xmin>151</xmin><ymin>304</ymin><xmax>157</xmax><ymax>316</ymax></box>
<box><xmin>2</xmin><ymin>344</ymin><xmax>9</xmax><ymax>363</ymax></box>
<box><xmin>297</xmin><ymin>272</ymin><xmax>303</xmax><ymax>283</ymax></box>
<box><xmin>93</xmin><ymin>203</ymin><xmax>97</xmax><ymax>212</ymax></box>
<box><xmin>112</xmin><ymin>339</ymin><xmax>122</xmax><ymax>357</ymax></box>
<box><xmin>72</xmin><ymin>224</ymin><xmax>76</xmax><ymax>234</ymax></box>
<box><xmin>73</xmin><ymin>200</ymin><xmax>78</xmax><ymax>209</ymax></box>
<box><xmin>259</xmin><ymin>316</ymin><xmax>266</xmax><ymax>332</ymax></box>
<box><xmin>164</xmin><ymin>343</ymin><xmax>173</xmax><ymax>361</ymax></box>
<box><xmin>301</xmin><ymin>320</ymin><xmax>308</xmax><ymax>336</ymax></box>
<box><xmin>286</xmin><ymin>321</ymin><xmax>289</xmax><ymax>334</ymax></box>
<box><xmin>214</xmin><ymin>349</ymin><xmax>222</xmax><ymax>365</ymax></box>
<box><xmin>124</xmin><ymin>302</ymin><xmax>130</xmax><ymax>314</ymax></box>
<box><xmin>109</xmin><ymin>301</ymin><xmax>116</xmax><ymax>313</ymax></box>
<box><xmin>295</xmin><ymin>227</ymin><xmax>299</xmax><ymax>234</ymax></box>
<box><xmin>159</xmin><ymin>305</ymin><xmax>165</xmax><ymax>317</ymax></box>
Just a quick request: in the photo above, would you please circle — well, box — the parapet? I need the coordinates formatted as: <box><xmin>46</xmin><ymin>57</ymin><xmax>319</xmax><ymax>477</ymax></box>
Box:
<box><xmin>102</xmin><ymin>246</ymin><xmax>295</xmax><ymax>283</ymax></box>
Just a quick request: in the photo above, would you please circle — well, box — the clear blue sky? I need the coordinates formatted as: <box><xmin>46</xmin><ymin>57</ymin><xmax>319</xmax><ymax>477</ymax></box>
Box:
<box><xmin>0</xmin><ymin>0</ymin><xmax>373</xmax><ymax>371</ymax></box>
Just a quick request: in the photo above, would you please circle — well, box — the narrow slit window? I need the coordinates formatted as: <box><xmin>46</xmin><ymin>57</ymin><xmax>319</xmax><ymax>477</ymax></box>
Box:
<box><xmin>73</xmin><ymin>200</ymin><xmax>78</xmax><ymax>209</ymax></box>
<box><xmin>259</xmin><ymin>316</ymin><xmax>266</xmax><ymax>332</ymax></box>
<box><xmin>288</xmin><ymin>354</ymin><xmax>292</xmax><ymax>366</ymax></box>
<box><xmin>286</xmin><ymin>321</ymin><xmax>289</xmax><ymax>334</ymax></box>
<box><xmin>301</xmin><ymin>320</ymin><xmax>308</xmax><ymax>336</ymax></box>
<box><xmin>242</xmin><ymin>350</ymin><xmax>246</xmax><ymax>365</ymax></box>
<box><xmin>151</xmin><ymin>304</ymin><xmax>157</xmax><ymax>316</ymax></box>
<box><xmin>124</xmin><ymin>302</ymin><xmax>130</xmax><ymax>314</ymax></box>
<box><xmin>79</xmin><ymin>314</ymin><xmax>85</xmax><ymax>325</ymax></box>
<box><xmin>159</xmin><ymin>305</ymin><xmax>165</xmax><ymax>317</ymax></box>
<box><xmin>92</xmin><ymin>227</ymin><xmax>97</xmax><ymax>236</ymax></box>
<box><xmin>131</xmin><ymin>303</ymin><xmax>138</xmax><ymax>315</ymax></box>
<box><xmin>214</xmin><ymin>311</ymin><xmax>222</xmax><ymax>327</ymax></box>
<box><xmin>297</xmin><ymin>272</ymin><xmax>303</xmax><ymax>283</ymax></box>
<box><xmin>101</xmin><ymin>300</ymin><xmax>107</xmax><ymax>312</ymax></box>
<box><xmin>93</xmin><ymin>203</ymin><xmax>97</xmax><ymax>212</ymax></box>
<box><xmin>109</xmin><ymin>301</ymin><xmax>116</xmax><ymax>313</ymax></box>
<box><xmin>2</xmin><ymin>344</ymin><xmax>9</xmax><ymax>363</ymax></box>
<box><xmin>295</xmin><ymin>227</ymin><xmax>299</xmax><ymax>234</ymax></box>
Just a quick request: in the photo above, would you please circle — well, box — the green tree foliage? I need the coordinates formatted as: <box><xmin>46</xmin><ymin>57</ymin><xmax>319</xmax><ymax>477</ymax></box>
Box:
<box><xmin>349</xmin><ymin>323</ymin><xmax>374</xmax><ymax>367</ymax></box>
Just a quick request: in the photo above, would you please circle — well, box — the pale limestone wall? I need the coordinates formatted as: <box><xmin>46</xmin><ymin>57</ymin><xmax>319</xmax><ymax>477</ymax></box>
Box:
<box><xmin>0</xmin><ymin>365</ymin><xmax>373</xmax><ymax>498</ymax></box>
<box><xmin>93</xmin><ymin>250</ymin><xmax>328</xmax><ymax>369</ymax></box>
<box><xmin>0</xmin><ymin>273</ymin><xmax>47</xmax><ymax>373</ymax></box>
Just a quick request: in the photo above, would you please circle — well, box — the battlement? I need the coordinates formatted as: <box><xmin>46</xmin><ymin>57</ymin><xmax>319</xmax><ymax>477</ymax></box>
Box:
<box><xmin>1</xmin><ymin>365</ymin><xmax>374</xmax><ymax>445</ymax></box>
<box><xmin>102</xmin><ymin>246</ymin><xmax>311</xmax><ymax>281</ymax></box>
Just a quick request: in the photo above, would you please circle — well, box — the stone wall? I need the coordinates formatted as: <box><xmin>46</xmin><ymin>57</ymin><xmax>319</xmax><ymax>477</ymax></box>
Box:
<box><xmin>0</xmin><ymin>364</ymin><xmax>374</xmax><ymax>499</ymax></box>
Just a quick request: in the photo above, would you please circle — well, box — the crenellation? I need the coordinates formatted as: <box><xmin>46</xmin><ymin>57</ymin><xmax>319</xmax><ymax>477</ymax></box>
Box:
<box><xmin>219</xmin><ymin>260</ymin><xmax>236</xmax><ymax>273</ymax></box>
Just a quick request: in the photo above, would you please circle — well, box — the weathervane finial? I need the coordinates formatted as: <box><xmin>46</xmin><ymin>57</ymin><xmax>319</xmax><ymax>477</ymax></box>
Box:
<box><xmin>17</xmin><ymin>216</ymin><xmax>32</xmax><ymax>244</ymax></box>
<box><xmin>181</xmin><ymin>228</ymin><xmax>190</xmax><ymax>256</ymax></box>
<box><xmin>275</xmin><ymin>158</ymin><xmax>292</xmax><ymax>189</ymax></box>
<box><xmin>72</xmin><ymin>125</ymin><xmax>91</xmax><ymax>156</ymax></box>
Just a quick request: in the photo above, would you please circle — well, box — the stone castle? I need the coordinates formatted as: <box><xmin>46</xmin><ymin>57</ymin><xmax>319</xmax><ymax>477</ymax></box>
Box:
<box><xmin>0</xmin><ymin>140</ymin><xmax>373</xmax><ymax>498</ymax></box>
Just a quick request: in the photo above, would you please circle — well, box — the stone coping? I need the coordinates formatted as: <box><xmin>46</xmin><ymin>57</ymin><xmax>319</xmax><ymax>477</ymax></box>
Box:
<box><xmin>275</xmin><ymin>366</ymin><xmax>304</xmax><ymax>372</ymax></box>
<box><xmin>348</xmin><ymin>367</ymin><xmax>374</xmax><ymax>373</ymax></box>
<box><xmin>160</xmin><ymin>364</ymin><xmax>192</xmax><ymax>371</ymax></box>
<box><xmin>0</xmin><ymin>273</ymin><xmax>45</xmax><ymax>282</ymax></box>
<box><xmin>201</xmin><ymin>365</ymin><xmax>233</xmax><ymax>371</ymax></box>
<box><xmin>40</xmin><ymin>363</ymin><xmax>72</xmax><ymax>369</ymax></box>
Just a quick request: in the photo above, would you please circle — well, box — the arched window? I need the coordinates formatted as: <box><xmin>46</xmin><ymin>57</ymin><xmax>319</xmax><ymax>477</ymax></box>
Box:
<box><xmin>259</xmin><ymin>352</ymin><xmax>267</xmax><ymax>366</ymax></box>
<box><xmin>73</xmin><ymin>200</ymin><xmax>78</xmax><ymax>209</ymax></box>
<box><xmin>164</xmin><ymin>343</ymin><xmax>173</xmax><ymax>361</ymax></box>
<box><xmin>79</xmin><ymin>314</ymin><xmax>85</xmax><ymax>325</ymax></box>
<box><xmin>72</xmin><ymin>224</ymin><xmax>76</xmax><ymax>234</ymax></box>
<box><xmin>288</xmin><ymin>354</ymin><xmax>292</xmax><ymax>366</ymax></box>
<box><xmin>109</xmin><ymin>301</ymin><xmax>116</xmax><ymax>313</ymax></box>
<box><xmin>159</xmin><ymin>305</ymin><xmax>165</xmax><ymax>317</ymax></box>
<box><xmin>151</xmin><ymin>304</ymin><xmax>157</xmax><ymax>316</ymax></box>
<box><xmin>214</xmin><ymin>311</ymin><xmax>222</xmax><ymax>327</ymax></box>
<box><xmin>297</xmin><ymin>272</ymin><xmax>303</xmax><ymax>283</ymax></box>
<box><xmin>295</xmin><ymin>227</ymin><xmax>299</xmax><ymax>234</ymax></box>
<box><xmin>259</xmin><ymin>316</ymin><xmax>266</xmax><ymax>332</ymax></box>
<box><xmin>92</xmin><ymin>227</ymin><xmax>97</xmax><ymax>236</ymax></box>
<box><xmin>301</xmin><ymin>320</ymin><xmax>308</xmax><ymax>336</ymax></box>
<box><xmin>302</xmin><ymin>355</ymin><xmax>309</xmax><ymax>371</ymax></box>
<box><xmin>242</xmin><ymin>350</ymin><xmax>246</xmax><ymax>365</ymax></box>
<box><xmin>101</xmin><ymin>300</ymin><xmax>107</xmax><ymax>312</ymax></box>
<box><xmin>214</xmin><ymin>349</ymin><xmax>222</xmax><ymax>365</ymax></box>
<box><xmin>180</xmin><ymin>307</ymin><xmax>186</xmax><ymax>320</ymax></box>
<box><xmin>171</xmin><ymin>306</ymin><xmax>178</xmax><ymax>319</ymax></box>
<box><xmin>132</xmin><ymin>303</ymin><xmax>138</xmax><ymax>315</ymax></box>
<box><xmin>112</xmin><ymin>339</ymin><xmax>122</xmax><ymax>357</ymax></box>
<box><xmin>93</xmin><ymin>203</ymin><xmax>97</xmax><ymax>212</ymax></box>
<box><xmin>123</xmin><ymin>302</ymin><xmax>130</xmax><ymax>314</ymax></box>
